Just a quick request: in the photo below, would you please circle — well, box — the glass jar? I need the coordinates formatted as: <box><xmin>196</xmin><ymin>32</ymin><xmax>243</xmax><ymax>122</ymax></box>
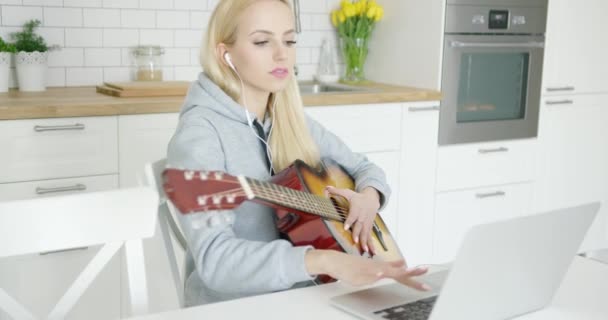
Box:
<box><xmin>132</xmin><ymin>45</ymin><xmax>164</xmax><ymax>81</ymax></box>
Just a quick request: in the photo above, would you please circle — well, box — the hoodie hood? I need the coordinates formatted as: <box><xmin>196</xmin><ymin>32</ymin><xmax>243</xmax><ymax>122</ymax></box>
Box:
<box><xmin>180</xmin><ymin>72</ymin><xmax>250</xmax><ymax>125</ymax></box>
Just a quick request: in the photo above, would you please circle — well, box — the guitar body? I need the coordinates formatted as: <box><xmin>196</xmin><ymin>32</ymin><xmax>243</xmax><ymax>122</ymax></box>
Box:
<box><xmin>162</xmin><ymin>159</ymin><xmax>403</xmax><ymax>284</ymax></box>
<box><xmin>269</xmin><ymin>160</ymin><xmax>403</xmax><ymax>279</ymax></box>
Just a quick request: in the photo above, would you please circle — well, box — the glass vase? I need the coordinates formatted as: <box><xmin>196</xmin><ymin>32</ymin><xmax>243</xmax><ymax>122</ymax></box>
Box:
<box><xmin>340</xmin><ymin>37</ymin><xmax>368</xmax><ymax>84</ymax></box>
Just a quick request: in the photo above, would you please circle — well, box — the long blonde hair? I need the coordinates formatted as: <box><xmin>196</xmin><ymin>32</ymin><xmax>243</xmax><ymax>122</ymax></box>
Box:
<box><xmin>201</xmin><ymin>0</ymin><xmax>320</xmax><ymax>172</ymax></box>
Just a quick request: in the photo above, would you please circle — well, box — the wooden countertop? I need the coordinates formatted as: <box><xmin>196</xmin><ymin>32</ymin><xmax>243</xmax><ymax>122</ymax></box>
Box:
<box><xmin>0</xmin><ymin>82</ymin><xmax>441</xmax><ymax>120</ymax></box>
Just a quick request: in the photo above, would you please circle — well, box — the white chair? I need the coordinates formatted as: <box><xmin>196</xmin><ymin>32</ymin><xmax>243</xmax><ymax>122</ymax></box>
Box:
<box><xmin>144</xmin><ymin>159</ymin><xmax>188</xmax><ymax>308</ymax></box>
<box><xmin>0</xmin><ymin>187</ymin><xmax>158</xmax><ymax>320</ymax></box>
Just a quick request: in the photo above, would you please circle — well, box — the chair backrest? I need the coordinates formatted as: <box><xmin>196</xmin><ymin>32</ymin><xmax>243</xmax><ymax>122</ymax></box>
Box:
<box><xmin>0</xmin><ymin>187</ymin><xmax>158</xmax><ymax>320</ymax></box>
<box><xmin>144</xmin><ymin>159</ymin><xmax>188</xmax><ymax>308</ymax></box>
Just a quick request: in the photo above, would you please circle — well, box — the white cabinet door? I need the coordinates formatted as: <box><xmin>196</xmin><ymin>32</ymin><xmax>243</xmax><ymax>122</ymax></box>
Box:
<box><xmin>0</xmin><ymin>117</ymin><xmax>118</xmax><ymax>183</ymax></box>
<box><xmin>0</xmin><ymin>246</ymin><xmax>121</xmax><ymax>320</ymax></box>
<box><xmin>398</xmin><ymin>102</ymin><xmax>439</xmax><ymax>267</ymax></box>
<box><xmin>304</xmin><ymin>103</ymin><xmax>402</xmax><ymax>153</ymax></box>
<box><xmin>543</xmin><ymin>0</ymin><xmax>608</xmax><ymax>95</ymax></box>
<box><xmin>118</xmin><ymin>113</ymin><xmax>181</xmax><ymax>315</ymax></box>
<box><xmin>118</xmin><ymin>113</ymin><xmax>179</xmax><ymax>188</ymax></box>
<box><xmin>0</xmin><ymin>175</ymin><xmax>119</xmax><ymax>202</ymax></box>
<box><xmin>534</xmin><ymin>94</ymin><xmax>608</xmax><ymax>252</ymax></box>
<box><xmin>433</xmin><ymin>182</ymin><xmax>534</xmax><ymax>264</ymax></box>
<box><xmin>364</xmin><ymin>151</ymin><xmax>400</xmax><ymax>241</ymax></box>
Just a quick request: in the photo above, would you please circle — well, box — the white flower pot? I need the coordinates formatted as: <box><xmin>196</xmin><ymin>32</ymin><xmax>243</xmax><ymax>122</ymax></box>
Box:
<box><xmin>15</xmin><ymin>51</ymin><xmax>48</xmax><ymax>92</ymax></box>
<box><xmin>0</xmin><ymin>52</ymin><xmax>10</xmax><ymax>93</ymax></box>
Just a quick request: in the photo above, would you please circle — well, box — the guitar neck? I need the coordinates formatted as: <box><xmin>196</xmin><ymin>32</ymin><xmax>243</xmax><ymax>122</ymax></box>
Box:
<box><xmin>242</xmin><ymin>177</ymin><xmax>344</xmax><ymax>222</ymax></box>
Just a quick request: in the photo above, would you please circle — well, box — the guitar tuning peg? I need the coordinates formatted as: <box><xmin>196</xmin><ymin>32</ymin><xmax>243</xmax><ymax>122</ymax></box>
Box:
<box><xmin>184</xmin><ymin>170</ymin><xmax>195</xmax><ymax>180</ymax></box>
<box><xmin>199</xmin><ymin>171</ymin><xmax>209</xmax><ymax>180</ymax></box>
<box><xmin>197</xmin><ymin>195</ymin><xmax>208</xmax><ymax>206</ymax></box>
<box><xmin>214</xmin><ymin>172</ymin><xmax>224</xmax><ymax>180</ymax></box>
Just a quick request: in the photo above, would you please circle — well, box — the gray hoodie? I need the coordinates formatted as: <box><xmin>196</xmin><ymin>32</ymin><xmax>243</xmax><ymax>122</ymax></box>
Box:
<box><xmin>166</xmin><ymin>72</ymin><xmax>391</xmax><ymax>306</ymax></box>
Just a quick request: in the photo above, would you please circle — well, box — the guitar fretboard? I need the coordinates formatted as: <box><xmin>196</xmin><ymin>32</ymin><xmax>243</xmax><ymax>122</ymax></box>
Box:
<box><xmin>245</xmin><ymin>178</ymin><xmax>345</xmax><ymax>222</ymax></box>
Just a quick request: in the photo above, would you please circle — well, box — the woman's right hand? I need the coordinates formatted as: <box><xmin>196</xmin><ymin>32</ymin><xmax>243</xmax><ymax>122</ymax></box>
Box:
<box><xmin>305</xmin><ymin>249</ymin><xmax>431</xmax><ymax>290</ymax></box>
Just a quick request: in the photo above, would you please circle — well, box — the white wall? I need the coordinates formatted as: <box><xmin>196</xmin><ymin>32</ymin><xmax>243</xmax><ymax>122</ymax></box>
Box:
<box><xmin>0</xmin><ymin>0</ymin><xmax>345</xmax><ymax>87</ymax></box>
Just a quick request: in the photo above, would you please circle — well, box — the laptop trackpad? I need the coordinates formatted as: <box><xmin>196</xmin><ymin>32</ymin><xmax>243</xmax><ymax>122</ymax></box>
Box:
<box><xmin>331</xmin><ymin>270</ymin><xmax>449</xmax><ymax>315</ymax></box>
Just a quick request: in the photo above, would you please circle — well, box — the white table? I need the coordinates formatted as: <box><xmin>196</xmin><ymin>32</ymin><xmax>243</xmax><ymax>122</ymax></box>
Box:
<box><xmin>130</xmin><ymin>257</ymin><xmax>608</xmax><ymax>320</ymax></box>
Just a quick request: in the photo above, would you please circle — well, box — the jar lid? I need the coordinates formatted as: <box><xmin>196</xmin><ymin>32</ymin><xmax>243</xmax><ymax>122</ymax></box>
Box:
<box><xmin>132</xmin><ymin>45</ymin><xmax>165</xmax><ymax>56</ymax></box>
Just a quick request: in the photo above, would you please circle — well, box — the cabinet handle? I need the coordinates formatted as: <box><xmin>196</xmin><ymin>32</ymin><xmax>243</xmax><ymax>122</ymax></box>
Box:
<box><xmin>34</xmin><ymin>123</ymin><xmax>85</xmax><ymax>132</ymax></box>
<box><xmin>478</xmin><ymin>147</ymin><xmax>509</xmax><ymax>154</ymax></box>
<box><xmin>545</xmin><ymin>99</ymin><xmax>574</xmax><ymax>105</ymax></box>
<box><xmin>476</xmin><ymin>191</ymin><xmax>506</xmax><ymax>199</ymax></box>
<box><xmin>408</xmin><ymin>106</ymin><xmax>440</xmax><ymax>112</ymax></box>
<box><xmin>39</xmin><ymin>246</ymin><xmax>89</xmax><ymax>256</ymax></box>
<box><xmin>546</xmin><ymin>86</ymin><xmax>575</xmax><ymax>92</ymax></box>
<box><xmin>36</xmin><ymin>184</ymin><xmax>87</xmax><ymax>195</ymax></box>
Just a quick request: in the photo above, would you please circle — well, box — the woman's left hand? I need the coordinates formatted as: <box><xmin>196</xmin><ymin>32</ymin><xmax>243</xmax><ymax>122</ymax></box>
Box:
<box><xmin>325</xmin><ymin>186</ymin><xmax>381</xmax><ymax>255</ymax></box>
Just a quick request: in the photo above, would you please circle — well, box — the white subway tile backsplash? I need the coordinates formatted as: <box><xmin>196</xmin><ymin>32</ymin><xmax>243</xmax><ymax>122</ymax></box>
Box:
<box><xmin>84</xmin><ymin>48</ymin><xmax>121</xmax><ymax>66</ymax></box>
<box><xmin>103</xmin><ymin>28</ymin><xmax>138</xmax><ymax>47</ymax></box>
<box><xmin>83</xmin><ymin>8</ymin><xmax>121</xmax><ymax>27</ymax></box>
<box><xmin>174</xmin><ymin>29</ymin><xmax>202</xmax><ymax>47</ymax></box>
<box><xmin>189</xmin><ymin>47</ymin><xmax>200</xmax><ymax>65</ymax></box>
<box><xmin>0</xmin><ymin>0</ymin><xmax>22</xmax><ymax>5</ymax></box>
<box><xmin>1</xmin><ymin>0</ymin><xmax>336</xmax><ymax>88</ymax></box>
<box><xmin>65</xmin><ymin>0</ymin><xmax>103</xmax><ymax>8</ymax></box>
<box><xmin>139</xmin><ymin>29</ymin><xmax>173</xmax><ymax>47</ymax></box>
<box><xmin>103</xmin><ymin>0</ymin><xmax>137</xmax><ymax>9</ymax></box>
<box><xmin>121</xmin><ymin>9</ymin><xmax>155</xmax><ymax>28</ymax></box>
<box><xmin>157</xmin><ymin>10</ymin><xmax>188</xmax><ymax>29</ymax></box>
<box><xmin>174</xmin><ymin>0</ymin><xmax>205</xmax><ymax>11</ymax></box>
<box><xmin>23</xmin><ymin>0</ymin><xmax>62</xmax><ymax>6</ymax></box>
<box><xmin>38</xmin><ymin>27</ymin><xmax>65</xmax><ymax>47</ymax></box>
<box><xmin>164</xmin><ymin>48</ymin><xmax>190</xmax><ymax>66</ymax></box>
<box><xmin>66</xmin><ymin>67</ymin><xmax>103</xmax><ymax>85</ymax></box>
<box><xmin>103</xmin><ymin>66</ymin><xmax>130</xmax><ymax>82</ymax></box>
<box><xmin>189</xmin><ymin>11</ymin><xmax>209</xmax><ymax>29</ymax></box>
<box><xmin>139</xmin><ymin>0</ymin><xmax>173</xmax><ymax>10</ymax></box>
<box><xmin>311</xmin><ymin>14</ymin><xmax>332</xmax><ymax>31</ymax></box>
<box><xmin>47</xmin><ymin>67</ymin><xmax>66</xmax><ymax>86</ymax></box>
<box><xmin>1</xmin><ymin>6</ymin><xmax>42</xmax><ymax>26</ymax></box>
<box><xmin>66</xmin><ymin>28</ymin><xmax>102</xmax><ymax>47</ymax></box>
<box><xmin>44</xmin><ymin>7</ymin><xmax>83</xmax><ymax>27</ymax></box>
<box><xmin>48</xmin><ymin>48</ymin><xmax>84</xmax><ymax>66</ymax></box>
<box><xmin>174</xmin><ymin>65</ymin><xmax>199</xmax><ymax>81</ymax></box>
<box><xmin>299</xmin><ymin>0</ymin><xmax>326</xmax><ymax>13</ymax></box>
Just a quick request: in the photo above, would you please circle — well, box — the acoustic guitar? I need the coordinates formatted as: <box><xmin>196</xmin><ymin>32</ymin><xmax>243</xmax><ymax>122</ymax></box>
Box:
<box><xmin>162</xmin><ymin>159</ymin><xmax>403</xmax><ymax>283</ymax></box>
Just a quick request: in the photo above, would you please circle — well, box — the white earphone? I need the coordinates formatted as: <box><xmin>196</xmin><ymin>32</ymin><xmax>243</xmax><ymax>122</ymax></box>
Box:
<box><xmin>223</xmin><ymin>51</ymin><xmax>275</xmax><ymax>175</ymax></box>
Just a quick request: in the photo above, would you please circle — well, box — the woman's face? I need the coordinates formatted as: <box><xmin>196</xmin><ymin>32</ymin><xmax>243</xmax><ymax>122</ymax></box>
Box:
<box><xmin>225</xmin><ymin>0</ymin><xmax>296</xmax><ymax>94</ymax></box>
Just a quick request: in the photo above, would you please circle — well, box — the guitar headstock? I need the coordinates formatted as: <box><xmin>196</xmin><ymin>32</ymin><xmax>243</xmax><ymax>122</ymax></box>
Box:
<box><xmin>162</xmin><ymin>168</ymin><xmax>251</xmax><ymax>214</ymax></box>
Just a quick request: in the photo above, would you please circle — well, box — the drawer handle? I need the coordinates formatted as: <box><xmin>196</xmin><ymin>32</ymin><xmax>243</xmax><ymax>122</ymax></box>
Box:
<box><xmin>408</xmin><ymin>106</ymin><xmax>440</xmax><ymax>112</ymax></box>
<box><xmin>478</xmin><ymin>147</ymin><xmax>509</xmax><ymax>154</ymax></box>
<box><xmin>36</xmin><ymin>184</ymin><xmax>87</xmax><ymax>195</ymax></box>
<box><xmin>546</xmin><ymin>86</ymin><xmax>575</xmax><ymax>92</ymax></box>
<box><xmin>39</xmin><ymin>246</ymin><xmax>89</xmax><ymax>256</ymax></box>
<box><xmin>476</xmin><ymin>191</ymin><xmax>506</xmax><ymax>199</ymax></box>
<box><xmin>34</xmin><ymin>123</ymin><xmax>85</xmax><ymax>132</ymax></box>
<box><xmin>546</xmin><ymin>100</ymin><xmax>574</xmax><ymax>106</ymax></box>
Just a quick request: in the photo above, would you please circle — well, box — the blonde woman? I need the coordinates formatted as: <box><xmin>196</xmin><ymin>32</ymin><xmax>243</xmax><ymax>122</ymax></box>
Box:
<box><xmin>167</xmin><ymin>0</ymin><xmax>428</xmax><ymax>306</ymax></box>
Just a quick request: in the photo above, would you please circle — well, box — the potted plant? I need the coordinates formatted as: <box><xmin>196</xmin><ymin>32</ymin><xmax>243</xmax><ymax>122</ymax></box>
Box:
<box><xmin>0</xmin><ymin>37</ymin><xmax>17</xmax><ymax>93</ymax></box>
<box><xmin>10</xmin><ymin>19</ymin><xmax>59</xmax><ymax>92</ymax></box>
<box><xmin>331</xmin><ymin>0</ymin><xmax>384</xmax><ymax>84</ymax></box>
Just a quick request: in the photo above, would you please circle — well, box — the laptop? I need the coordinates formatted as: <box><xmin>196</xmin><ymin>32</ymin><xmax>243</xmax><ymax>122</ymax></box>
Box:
<box><xmin>331</xmin><ymin>202</ymin><xmax>600</xmax><ymax>320</ymax></box>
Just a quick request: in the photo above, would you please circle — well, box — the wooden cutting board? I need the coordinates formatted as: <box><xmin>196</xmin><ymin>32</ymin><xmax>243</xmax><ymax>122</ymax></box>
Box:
<box><xmin>96</xmin><ymin>81</ymin><xmax>191</xmax><ymax>97</ymax></box>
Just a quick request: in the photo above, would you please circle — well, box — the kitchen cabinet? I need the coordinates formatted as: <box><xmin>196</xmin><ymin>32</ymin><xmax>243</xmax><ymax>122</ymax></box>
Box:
<box><xmin>0</xmin><ymin>246</ymin><xmax>121</xmax><ymax>320</ymax></box>
<box><xmin>543</xmin><ymin>0</ymin><xmax>608</xmax><ymax>95</ymax></box>
<box><xmin>534</xmin><ymin>94</ymin><xmax>608</xmax><ymax>252</ymax></box>
<box><xmin>0</xmin><ymin>116</ymin><xmax>121</xmax><ymax>320</ymax></box>
<box><xmin>397</xmin><ymin>102</ymin><xmax>439</xmax><ymax>267</ymax></box>
<box><xmin>433</xmin><ymin>182</ymin><xmax>534</xmax><ymax>263</ymax></box>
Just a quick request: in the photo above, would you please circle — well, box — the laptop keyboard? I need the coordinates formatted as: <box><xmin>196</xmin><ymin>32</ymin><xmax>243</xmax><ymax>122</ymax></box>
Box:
<box><xmin>373</xmin><ymin>296</ymin><xmax>438</xmax><ymax>320</ymax></box>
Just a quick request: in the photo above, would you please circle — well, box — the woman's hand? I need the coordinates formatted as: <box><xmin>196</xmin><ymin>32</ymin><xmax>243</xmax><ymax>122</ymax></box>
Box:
<box><xmin>325</xmin><ymin>186</ymin><xmax>381</xmax><ymax>254</ymax></box>
<box><xmin>305</xmin><ymin>249</ymin><xmax>431</xmax><ymax>290</ymax></box>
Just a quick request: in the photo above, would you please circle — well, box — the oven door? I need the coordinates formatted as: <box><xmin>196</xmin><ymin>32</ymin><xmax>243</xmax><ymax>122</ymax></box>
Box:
<box><xmin>439</xmin><ymin>34</ymin><xmax>545</xmax><ymax>145</ymax></box>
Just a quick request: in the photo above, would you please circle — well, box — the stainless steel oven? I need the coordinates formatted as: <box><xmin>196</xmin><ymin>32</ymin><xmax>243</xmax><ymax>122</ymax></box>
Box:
<box><xmin>439</xmin><ymin>0</ymin><xmax>547</xmax><ymax>145</ymax></box>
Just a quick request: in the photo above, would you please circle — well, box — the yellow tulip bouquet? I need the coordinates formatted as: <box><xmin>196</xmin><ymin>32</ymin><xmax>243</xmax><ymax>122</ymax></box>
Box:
<box><xmin>331</xmin><ymin>0</ymin><xmax>384</xmax><ymax>83</ymax></box>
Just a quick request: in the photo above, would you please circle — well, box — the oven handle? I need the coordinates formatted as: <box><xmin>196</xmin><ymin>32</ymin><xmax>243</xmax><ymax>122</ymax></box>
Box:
<box><xmin>450</xmin><ymin>41</ymin><xmax>545</xmax><ymax>49</ymax></box>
